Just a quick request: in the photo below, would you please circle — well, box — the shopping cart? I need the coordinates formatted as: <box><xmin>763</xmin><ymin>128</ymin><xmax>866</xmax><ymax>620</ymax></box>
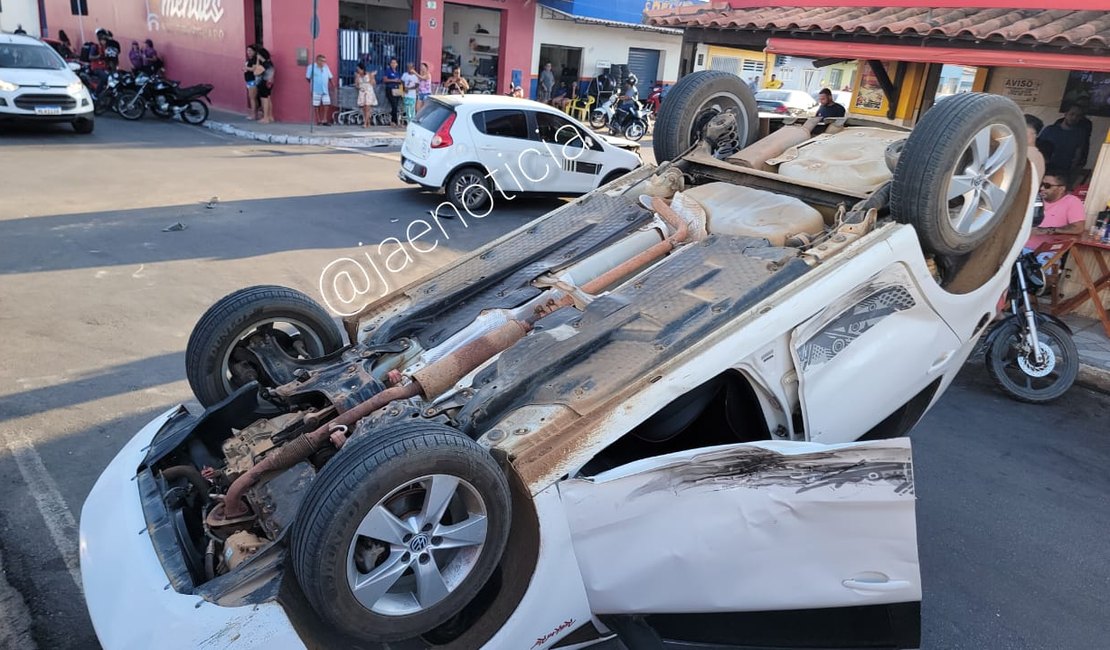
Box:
<box><xmin>335</xmin><ymin>85</ymin><xmax>362</xmax><ymax>126</ymax></box>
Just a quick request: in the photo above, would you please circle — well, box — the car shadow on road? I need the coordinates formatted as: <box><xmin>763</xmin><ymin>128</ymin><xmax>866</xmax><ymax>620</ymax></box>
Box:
<box><xmin>0</xmin><ymin>189</ymin><xmax>565</xmax><ymax>275</ymax></box>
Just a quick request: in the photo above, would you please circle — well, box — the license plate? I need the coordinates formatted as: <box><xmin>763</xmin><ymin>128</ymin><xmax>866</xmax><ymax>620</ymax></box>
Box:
<box><xmin>35</xmin><ymin>106</ymin><xmax>62</xmax><ymax>115</ymax></box>
<box><xmin>403</xmin><ymin>159</ymin><xmax>415</xmax><ymax>172</ymax></box>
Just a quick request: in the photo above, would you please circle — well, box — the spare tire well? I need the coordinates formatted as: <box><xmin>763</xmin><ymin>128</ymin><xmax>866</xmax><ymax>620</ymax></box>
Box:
<box><xmin>579</xmin><ymin>370</ymin><xmax>772</xmax><ymax>476</ymax></box>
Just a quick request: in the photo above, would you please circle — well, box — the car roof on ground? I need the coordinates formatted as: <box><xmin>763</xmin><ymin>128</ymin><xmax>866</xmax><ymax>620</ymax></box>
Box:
<box><xmin>0</xmin><ymin>34</ymin><xmax>45</xmax><ymax>46</ymax></box>
<box><xmin>431</xmin><ymin>95</ymin><xmax>554</xmax><ymax>111</ymax></box>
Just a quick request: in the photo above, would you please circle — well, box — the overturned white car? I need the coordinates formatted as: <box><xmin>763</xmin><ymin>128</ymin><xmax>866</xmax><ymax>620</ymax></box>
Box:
<box><xmin>80</xmin><ymin>71</ymin><xmax>1035</xmax><ymax>649</ymax></box>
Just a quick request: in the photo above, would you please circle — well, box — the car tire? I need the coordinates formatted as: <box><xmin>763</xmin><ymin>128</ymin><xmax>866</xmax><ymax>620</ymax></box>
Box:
<box><xmin>181</xmin><ymin>99</ymin><xmax>209</xmax><ymax>125</ymax></box>
<box><xmin>116</xmin><ymin>90</ymin><xmax>145</xmax><ymax>121</ymax></box>
<box><xmin>653</xmin><ymin>70</ymin><xmax>759</xmax><ymax>163</ymax></box>
<box><xmin>185</xmin><ymin>285</ymin><xmax>344</xmax><ymax>407</ymax></box>
<box><xmin>445</xmin><ymin>166</ymin><xmax>492</xmax><ymax>214</ymax></box>
<box><xmin>72</xmin><ymin>117</ymin><xmax>94</xmax><ymax>134</ymax></box>
<box><xmin>291</xmin><ymin>421</ymin><xmax>511</xmax><ymax>643</ymax></box>
<box><xmin>890</xmin><ymin>93</ymin><xmax>1027</xmax><ymax>257</ymax></box>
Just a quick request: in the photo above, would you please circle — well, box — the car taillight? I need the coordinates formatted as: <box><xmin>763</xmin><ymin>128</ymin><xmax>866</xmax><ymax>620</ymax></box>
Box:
<box><xmin>775</xmin><ymin>105</ymin><xmax>787</xmax><ymax>114</ymax></box>
<box><xmin>431</xmin><ymin>113</ymin><xmax>455</xmax><ymax>148</ymax></box>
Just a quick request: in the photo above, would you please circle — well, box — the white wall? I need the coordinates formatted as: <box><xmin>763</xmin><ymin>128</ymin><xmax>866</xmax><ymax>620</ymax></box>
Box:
<box><xmin>443</xmin><ymin>3</ymin><xmax>501</xmax><ymax>78</ymax></box>
<box><xmin>0</xmin><ymin>0</ymin><xmax>40</xmax><ymax>37</ymax></box>
<box><xmin>986</xmin><ymin>66</ymin><xmax>1109</xmax><ymax>171</ymax></box>
<box><xmin>531</xmin><ymin>14</ymin><xmax>681</xmax><ymax>85</ymax></box>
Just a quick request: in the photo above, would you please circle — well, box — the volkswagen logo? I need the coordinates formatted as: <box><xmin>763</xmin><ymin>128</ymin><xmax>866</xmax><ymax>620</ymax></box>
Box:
<box><xmin>408</xmin><ymin>534</ymin><xmax>430</xmax><ymax>553</ymax></box>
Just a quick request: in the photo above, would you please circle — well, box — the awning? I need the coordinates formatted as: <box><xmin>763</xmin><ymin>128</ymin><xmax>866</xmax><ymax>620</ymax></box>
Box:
<box><xmin>766</xmin><ymin>38</ymin><xmax>1110</xmax><ymax>73</ymax></box>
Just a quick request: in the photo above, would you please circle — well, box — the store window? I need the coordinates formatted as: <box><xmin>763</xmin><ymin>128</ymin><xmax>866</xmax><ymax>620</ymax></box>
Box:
<box><xmin>70</xmin><ymin>0</ymin><xmax>88</xmax><ymax>15</ymax></box>
<box><xmin>741</xmin><ymin>59</ymin><xmax>765</xmax><ymax>75</ymax></box>
<box><xmin>828</xmin><ymin>69</ymin><xmax>843</xmax><ymax>90</ymax></box>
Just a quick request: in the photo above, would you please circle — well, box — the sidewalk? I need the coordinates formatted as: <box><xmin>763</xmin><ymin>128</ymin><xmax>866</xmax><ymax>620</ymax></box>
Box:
<box><xmin>203</xmin><ymin>108</ymin><xmax>406</xmax><ymax>147</ymax></box>
<box><xmin>1061</xmin><ymin>314</ymin><xmax>1110</xmax><ymax>393</ymax></box>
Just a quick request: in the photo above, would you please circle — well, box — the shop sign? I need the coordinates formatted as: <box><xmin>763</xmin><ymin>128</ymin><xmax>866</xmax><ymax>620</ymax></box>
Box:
<box><xmin>1000</xmin><ymin>76</ymin><xmax>1041</xmax><ymax>104</ymax></box>
<box><xmin>146</xmin><ymin>0</ymin><xmax>227</xmax><ymax>40</ymax></box>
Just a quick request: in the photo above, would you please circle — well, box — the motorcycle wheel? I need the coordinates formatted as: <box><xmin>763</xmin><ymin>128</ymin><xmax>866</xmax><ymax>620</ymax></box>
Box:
<box><xmin>985</xmin><ymin>319</ymin><xmax>1078</xmax><ymax>403</ymax></box>
<box><xmin>589</xmin><ymin>110</ymin><xmax>608</xmax><ymax>129</ymax></box>
<box><xmin>116</xmin><ymin>90</ymin><xmax>146</xmax><ymax>121</ymax></box>
<box><xmin>181</xmin><ymin>100</ymin><xmax>209</xmax><ymax>125</ymax></box>
<box><xmin>624</xmin><ymin>119</ymin><xmax>647</xmax><ymax>141</ymax></box>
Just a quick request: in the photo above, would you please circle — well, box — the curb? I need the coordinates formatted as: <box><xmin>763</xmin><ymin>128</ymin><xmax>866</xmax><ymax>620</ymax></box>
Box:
<box><xmin>1077</xmin><ymin>363</ymin><xmax>1110</xmax><ymax>395</ymax></box>
<box><xmin>203</xmin><ymin>120</ymin><xmax>405</xmax><ymax>148</ymax></box>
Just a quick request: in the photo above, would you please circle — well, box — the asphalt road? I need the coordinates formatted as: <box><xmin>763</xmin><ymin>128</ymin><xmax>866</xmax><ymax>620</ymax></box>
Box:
<box><xmin>1</xmin><ymin>116</ymin><xmax>1108</xmax><ymax>650</ymax></box>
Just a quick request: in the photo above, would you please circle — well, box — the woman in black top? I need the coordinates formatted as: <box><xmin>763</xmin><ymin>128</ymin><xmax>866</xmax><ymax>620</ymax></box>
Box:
<box><xmin>244</xmin><ymin>44</ymin><xmax>261</xmax><ymax>120</ymax></box>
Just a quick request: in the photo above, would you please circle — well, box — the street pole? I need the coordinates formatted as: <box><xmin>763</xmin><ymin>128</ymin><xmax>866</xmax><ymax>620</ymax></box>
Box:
<box><xmin>309</xmin><ymin>0</ymin><xmax>318</xmax><ymax>133</ymax></box>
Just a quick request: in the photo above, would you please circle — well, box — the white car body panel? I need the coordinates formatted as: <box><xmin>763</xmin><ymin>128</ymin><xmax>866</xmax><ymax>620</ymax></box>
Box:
<box><xmin>82</xmin><ymin>408</ymin><xmax>915</xmax><ymax>649</ymax></box>
<box><xmin>560</xmin><ymin>438</ymin><xmax>919</xmax><ymax>614</ymax></box>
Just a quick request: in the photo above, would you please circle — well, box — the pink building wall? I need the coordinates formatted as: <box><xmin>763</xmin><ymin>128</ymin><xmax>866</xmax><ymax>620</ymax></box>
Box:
<box><xmin>43</xmin><ymin>0</ymin><xmax>249</xmax><ymax>115</ymax></box>
<box><xmin>42</xmin><ymin>1</ymin><xmax>341</xmax><ymax>122</ymax></box>
<box><xmin>414</xmin><ymin>0</ymin><xmax>535</xmax><ymax>91</ymax></box>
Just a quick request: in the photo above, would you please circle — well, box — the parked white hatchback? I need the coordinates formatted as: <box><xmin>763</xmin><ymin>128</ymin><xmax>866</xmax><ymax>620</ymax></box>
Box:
<box><xmin>399</xmin><ymin>95</ymin><xmax>642</xmax><ymax>212</ymax></box>
<box><xmin>0</xmin><ymin>33</ymin><xmax>94</xmax><ymax>133</ymax></box>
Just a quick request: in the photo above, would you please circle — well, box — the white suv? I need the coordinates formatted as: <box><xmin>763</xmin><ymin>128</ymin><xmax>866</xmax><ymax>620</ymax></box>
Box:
<box><xmin>0</xmin><ymin>33</ymin><xmax>94</xmax><ymax>133</ymax></box>
<box><xmin>399</xmin><ymin>95</ymin><xmax>641</xmax><ymax>212</ymax></box>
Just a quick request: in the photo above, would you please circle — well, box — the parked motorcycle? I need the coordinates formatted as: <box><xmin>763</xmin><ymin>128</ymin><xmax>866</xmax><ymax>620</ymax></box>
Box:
<box><xmin>643</xmin><ymin>83</ymin><xmax>664</xmax><ymax>117</ymax></box>
<box><xmin>589</xmin><ymin>95</ymin><xmax>614</xmax><ymax>129</ymax></box>
<box><xmin>984</xmin><ymin>250</ymin><xmax>1078</xmax><ymax>403</ymax></box>
<box><xmin>81</xmin><ymin>68</ymin><xmax>132</xmax><ymax>116</ymax></box>
<box><xmin>608</xmin><ymin>102</ymin><xmax>650</xmax><ymax>142</ymax></box>
<box><xmin>116</xmin><ymin>73</ymin><xmax>213</xmax><ymax>125</ymax></box>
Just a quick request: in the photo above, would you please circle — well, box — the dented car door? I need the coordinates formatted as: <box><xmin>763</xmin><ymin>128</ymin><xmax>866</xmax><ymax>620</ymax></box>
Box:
<box><xmin>558</xmin><ymin>438</ymin><xmax>920</xmax><ymax>643</ymax></box>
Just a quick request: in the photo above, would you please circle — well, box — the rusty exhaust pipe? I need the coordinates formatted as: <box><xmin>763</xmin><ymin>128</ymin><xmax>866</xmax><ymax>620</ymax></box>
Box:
<box><xmin>217</xmin><ymin>200</ymin><xmax>691</xmax><ymax>521</ymax></box>
<box><xmin>216</xmin><ymin>320</ymin><xmax>531</xmax><ymax>521</ymax></box>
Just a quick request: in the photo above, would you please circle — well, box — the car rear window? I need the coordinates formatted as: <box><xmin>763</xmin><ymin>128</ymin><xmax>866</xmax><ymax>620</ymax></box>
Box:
<box><xmin>757</xmin><ymin>91</ymin><xmax>789</xmax><ymax>101</ymax></box>
<box><xmin>412</xmin><ymin>100</ymin><xmax>454</xmax><ymax>131</ymax></box>
<box><xmin>473</xmin><ymin>109</ymin><xmax>529</xmax><ymax>139</ymax></box>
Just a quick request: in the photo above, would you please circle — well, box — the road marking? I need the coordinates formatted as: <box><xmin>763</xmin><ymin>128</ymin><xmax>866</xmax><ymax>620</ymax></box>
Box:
<box><xmin>6</xmin><ymin>433</ymin><xmax>83</xmax><ymax>593</ymax></box>
<box><xmin>0</xmin><ymin>546</ymin><xmax>36</xmax><ymax>650</ymax></box>
<box><xmin>328</xmin><ymin>146</ymin><xmax>401</xmax><ymax>162</ymax></box>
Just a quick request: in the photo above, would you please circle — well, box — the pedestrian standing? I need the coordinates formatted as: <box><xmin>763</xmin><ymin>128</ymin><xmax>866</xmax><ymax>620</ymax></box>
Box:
<box><xmin>765</xmin><ymin>74</ymin><xmax>783</xmax><ymax>89</ymax></box>
<box><xmin>401</xmin><ymin>62</ymin><xmax>420</xmax><ymax>123</ymax></box>
<box><xmin>382</xmin><ymin>58</ymin><xmax>402</xmax><ymax>126</ymax></box>
<box><xmin>355</xmin><ymin>63</ymin><xmax>377</xmax><ymax>128</ymax></box>
<box><xmin>257</xmin><ymin>48</ymin><xmax>276</xmax><ymax>124</ymax></box>
<box><xmin>539</xmin><ymin>62</ymin><xmax>556</xmax><ymax>103</ymax></box>
<box><xmin>244</xmin><ymin>44</ymin><xmax>261</xmax><ymax>120</ymax></box>
<box><xmin>129</xmin><ymin>42</ymin><xmax>144</xmax><ymax>72</ymax></box>
<box><xmin>142</xmin><ymin>39</ymin><xmax>163</xmax><ymax>75</ymax></box>
<box><xmin>416</xmin><ymin>62</ymin><xmax>432</xmax><ymax>113</ymax></box>
<box><xmin>306</xmin><ymin>54</ymin><xmax>334</xmax><ymax>126</ymax></box>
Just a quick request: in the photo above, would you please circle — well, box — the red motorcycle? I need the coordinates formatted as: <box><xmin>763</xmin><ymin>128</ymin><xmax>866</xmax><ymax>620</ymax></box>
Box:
<box><xmin>643</xmin><ymin>83</ymin><xmax>665</xmax><ymax>117</ymax></box>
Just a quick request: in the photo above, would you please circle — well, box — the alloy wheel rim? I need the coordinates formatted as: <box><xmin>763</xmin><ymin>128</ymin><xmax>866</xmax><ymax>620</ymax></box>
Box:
<box><xmin>944</xmin><ymin>123</ymin><xmax>1020</xmax><ymax>236</ymax></box>
<box><xmin>346</xmin><ymin>474</ymin><xmax>488</xmax><ymax>616</ymax></box>
<box><xmin>453</xmin><ymin>173</ymin><xmax>486</xmax><ymax>210</ymax></box>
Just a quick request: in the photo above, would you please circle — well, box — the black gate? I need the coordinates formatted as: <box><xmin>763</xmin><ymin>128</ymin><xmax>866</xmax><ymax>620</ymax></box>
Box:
<box><xmin>338</xmin><ymin>27</ymin><xmax>420</xmax><ymax>86</ymax></box>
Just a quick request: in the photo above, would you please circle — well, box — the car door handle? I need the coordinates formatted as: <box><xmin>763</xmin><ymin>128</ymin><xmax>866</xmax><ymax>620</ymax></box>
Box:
<box><xmin>842</xmin><ymin>578</ymin><xmax>913</xmax><ymax>592</ymax></box>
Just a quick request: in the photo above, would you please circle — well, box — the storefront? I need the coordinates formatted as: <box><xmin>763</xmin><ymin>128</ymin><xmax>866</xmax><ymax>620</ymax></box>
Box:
<box><xmin>42</xmin><ymin>1</ymin><xmax>338</xmax><ymax>123</ymax></box>
<box><xmin>532</xmin><ymin>0</ymin><xmax>682</xmax><ymax>100</ymax></box>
